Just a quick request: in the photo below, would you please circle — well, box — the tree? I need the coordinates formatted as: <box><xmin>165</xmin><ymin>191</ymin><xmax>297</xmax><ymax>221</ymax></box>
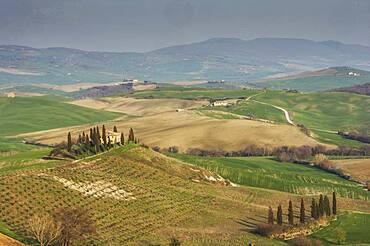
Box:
<box><xmin>67</xmin><ymin>132</ymin><xmax>72</xmax><ymax>152</ymax></box>
<box><xmin>78</xmin><ymin>134</ymin><xmax>82</xmax><ymax>144</ymax></box>
<box><xmin>318</xmin><ymin>194</ymin><xmax>324</xmax><ymax>218</ymax></box>
<box><xmin>324</xmin><ymin>195</ymin><xmax>331</xmax><ymax>216</ymax></box>
<box><xmin>54</xmin><ymin>207</ymin><xmax>96</xmax><ymax>246</ymax></box>
<box><xmin>288</xmin><ymin>200</ymin><xmax>294</xmax><ymax>225</ymax></box>
<box><xmin>128</xmin><ymin>128</ymin><xmax>135</xmax><ymax>142</ymax></box>
<box><xmin>311</xmin><ymin>198</ymin><xmax>316</xmax><ymax>219</ymax></box>
<box><xmin>120</xmin><ymin>133</ymin><xmax>124</xmax><ymax>145</ymax></box>
<box><xmin>113</xmin><ymin>126</ymin><xmax>118</xmax><ymax>133</ymax></box>
<box><xmin>102</xmin><ymin>125</ymin><xmax>107</xmax><ymax>146</ymax></box>
<box><xmin>85</xmin><ymin>134</ymin><xmax>90</xmax><ymax>144</ymax></box>
<box><xmin>332</xmin><ymin>191</ymin><xmax>337</xmax><ymax>215</ymax></box>
<box><xmin>277</xmin><ymin>204</ymin><xmax>283</xmax><ymax>225</ymax></box>
<box><xmin>28</xmin><ymin>213</ymin><xmax>61</xmax><ymax>246</ymax></box>
<box><xmin>268</xmin><ymin>207</ymin><xmax>274</xmax><ymax>224</ymax></box>
<box><xmin>300</xmin><ymin>198</ymin><xmax>305</xmax><ymax>224</ymax></box>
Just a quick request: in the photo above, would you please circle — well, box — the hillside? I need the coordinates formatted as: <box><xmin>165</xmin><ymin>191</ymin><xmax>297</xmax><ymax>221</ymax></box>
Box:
<box><xmin>0</xmin><ymin>146</ymin><xmax>368</xmax><ymax>245</ymax></box>
<box><xmin>257</xmin><ymin>67</ymin><xmax>370</xmax><ymax>91</ymax></box>
<box><xmin>0</xmin><ymin>146</ymin><xmax>286</xmax><ymax>245</ymax></box>
<box><xmin>330</xmin><ymin>82</ymin><xmax>370</xmax><ymax>96</ymax></box>
<box><xmin>1</xmin><ymin>38</ymin><xmax>370</xmax><ymax>84</ymax></box>
<box><xmin>0</xmin><ymin>96</ymin><xmax>121</xmax><ymax>136</ymax></box>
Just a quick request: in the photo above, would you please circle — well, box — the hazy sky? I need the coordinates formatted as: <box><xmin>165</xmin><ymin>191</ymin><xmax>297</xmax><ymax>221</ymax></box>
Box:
<box><xmin>1</xmin><ymin>0</ymin><xmax>370</xmax><ymax>52</ymax></box>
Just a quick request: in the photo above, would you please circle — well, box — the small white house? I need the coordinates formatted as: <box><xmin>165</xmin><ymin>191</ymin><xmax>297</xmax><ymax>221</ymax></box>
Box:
<box><xmin>211</xmin><ymin>101</ymin><xmax>229</xmax><ymax>107</ymax></box>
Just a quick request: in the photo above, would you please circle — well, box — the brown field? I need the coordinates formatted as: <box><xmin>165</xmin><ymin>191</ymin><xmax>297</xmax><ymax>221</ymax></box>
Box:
<box><xmin>332</xmin><ymin>159</ymin><xmax>370</xmax><ymax>184</ymax></box>
<box><xmin>69</xmin><ymin>97</ymin><xmax>208</xmax><ymax>116</ymax></box>
<box><xmin>20</xmin><ymin>97</ymin><xmax>329</xmax><ymax>152</ymax></box>
<box><xmin>0</xmin><ymin>233</ymin><xmax>24</xmax><ymax>246</ymax></box>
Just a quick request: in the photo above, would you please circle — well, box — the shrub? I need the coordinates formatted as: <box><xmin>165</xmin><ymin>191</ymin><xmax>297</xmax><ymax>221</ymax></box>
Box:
<box><xmin>289</xmin><ymin>236</ymin><xmax>323</xmax><ymax>246</ymax></box>
<box><xmin>254</xmin><ymin>224</ymin><xmax>285</xmax><ymax>237</ymax></box>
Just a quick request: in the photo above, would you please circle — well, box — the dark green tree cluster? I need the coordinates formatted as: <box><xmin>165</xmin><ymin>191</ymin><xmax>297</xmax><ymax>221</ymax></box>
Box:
<box><xmin>310</xmin><ymin>192</ymin><xmax>337</xmax><ymax>221</ymax></box>
<box><xmin>65</xmin><ymin>125</ymin><xmax>137</xmax><ymax>156</ymax></box>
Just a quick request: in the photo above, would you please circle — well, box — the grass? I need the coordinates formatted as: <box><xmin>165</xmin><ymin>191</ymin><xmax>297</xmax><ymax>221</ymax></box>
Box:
<box><xmin>169</xmin><ymin>154</ymin><xmax>369</xmax><ymax>200</ymax></box>
<box><xmin>0</xmin><ymin>96</ymin><xmax>122</xmax><ymax>136</ymax></box>
<box><xmin>129</xmin><ymin>87</ymin><xmax>258</xmax><ymax>100</ymax></box>
<box><xmin>310</xmin><ymin>212</ymin><xmax>370</xmax><ymax>245</ymax></box>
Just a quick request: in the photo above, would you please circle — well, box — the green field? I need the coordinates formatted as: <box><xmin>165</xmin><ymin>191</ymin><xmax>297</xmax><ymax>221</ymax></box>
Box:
<box><xmin>310</xmin><ymin>212</ymin><xmax>370</xmax><ymax>245</ymax></box>
<box><xmin>169</xmin><ymin>154</ymin><xmax>369</xmax><ymax>200</ymax></box>
<box><xmin>258</xmin><ymin>67</ymin><xmax>370</xmax><ymax>92</ymax></box>
<box><xmin>253</xmin><ymin>91</ymin><xmax>370</xmax><ymax>146</ymax></box>
<box><xmin>198</xmin><ymin>100</ymin><xmax>287</xmax><ymax>123</ymax></box>
<box><xmin>0</xmin><ymin>96</ymin><xmax>122</xmax><ymax>174</ymax></box>
<box><xmin>130</xmin><ymin>87</ymin><xmax>258</xmax><ymax>100</ymax></box>
<box><xmin>0</xmin><ymin>96</ymin><xmax>121</xmax><ymax>136</ymax></box>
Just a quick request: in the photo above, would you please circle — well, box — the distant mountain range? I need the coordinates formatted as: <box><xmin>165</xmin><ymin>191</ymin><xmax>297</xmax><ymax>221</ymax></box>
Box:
<box><xmin>1</xmin><ymin>37</ymin><xmax>370</xmax><ymax>85</ymax></box>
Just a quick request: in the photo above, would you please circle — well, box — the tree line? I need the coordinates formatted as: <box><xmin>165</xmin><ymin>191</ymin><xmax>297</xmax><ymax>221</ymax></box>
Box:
<box><xmin>268</xmin><ymin>192</ymin><xmax>337</xmax><ymax>227</ymax></box>
<box><xmin>161</xmin><ymin>144</ymin><xmax>370</xmax><ymax>158</ymax></box>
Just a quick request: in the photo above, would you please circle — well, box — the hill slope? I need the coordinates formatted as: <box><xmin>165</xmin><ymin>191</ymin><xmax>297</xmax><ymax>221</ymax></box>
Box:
<box><xmin>1</xmin><ymin>38</ymin><xmax>370</xmax><ymax>83</ymax></box>
<box><xmin>257</xmin><ymin>67</ymin><xmax>370</xmax><ymax>91</ymax></box>
<box><xmin>0</xmin><ymin>146</ymin><xmax>287</xmax><ymax>245</ymax></box>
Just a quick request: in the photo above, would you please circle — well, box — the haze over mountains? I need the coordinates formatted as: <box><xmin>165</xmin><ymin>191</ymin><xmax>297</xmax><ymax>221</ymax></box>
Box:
<box><xmin>1</xmin><ymin>37</ymin><xmax>370</xmax><ymax>85</ymax></box>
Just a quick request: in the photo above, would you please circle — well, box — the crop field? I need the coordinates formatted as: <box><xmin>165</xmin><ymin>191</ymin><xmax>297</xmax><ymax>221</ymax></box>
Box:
<box><xmin>169</xmin><ymin>154</ymin><xmax>370</xmax><ymax>200</ymax></box>
<box><xmin>331</xmin><ymin>158</ymin><xmax>370</xmax><ymax>184</ymax></box>
<box><xmin>129</xmin><ymin>87</ymin><xmax>258</xmax><ymax>100</ymax></box>
<box><xmin>0</xmin><ymin>146</ymin><xmax>288</xmax><ymax>246</ymax></box>
<box><xmin>0</xmin><ymin>96</ymin><xmax>122</xmax><ymax>136</ymax></box>
<box><xmin>310</xmin><ymin>212</ymin><xmax>370</xmax><ymax>245</ymax></box>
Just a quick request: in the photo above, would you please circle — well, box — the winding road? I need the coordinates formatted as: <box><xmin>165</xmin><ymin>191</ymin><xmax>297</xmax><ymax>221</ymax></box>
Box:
<box><xmin>252</xmin><ymin>100</ymin><xmax>295</xmax><ymax>125</ymax></box>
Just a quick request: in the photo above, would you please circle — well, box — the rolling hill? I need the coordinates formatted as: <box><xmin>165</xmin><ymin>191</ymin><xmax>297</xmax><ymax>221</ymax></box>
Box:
<box><xmin>257</xmin><ymin>67</ymin><xmax>370</xmax><ymax>91</ymax></box>
<box><xmin>1</xmin><ymin>38</ymin><xmax>370</xmax><ymax>84</ymax></box>
<box><xmin>0</xmin><ymin>145</ymin><xmax>368</xmax><ymax>245</ymax></box>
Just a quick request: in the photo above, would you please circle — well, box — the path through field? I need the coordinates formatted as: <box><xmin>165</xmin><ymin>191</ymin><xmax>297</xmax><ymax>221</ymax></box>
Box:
<box><xmin>252</xmin><ymin>100</ymin><xmax>295</xmax><ymax>125</ymax></box>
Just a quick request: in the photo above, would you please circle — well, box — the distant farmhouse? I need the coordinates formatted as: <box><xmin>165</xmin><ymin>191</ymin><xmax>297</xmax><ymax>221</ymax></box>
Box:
<box><xmin>105</xmin><ymin>130</ymin><xmax>122</xmax><ymax>144</ymax></box>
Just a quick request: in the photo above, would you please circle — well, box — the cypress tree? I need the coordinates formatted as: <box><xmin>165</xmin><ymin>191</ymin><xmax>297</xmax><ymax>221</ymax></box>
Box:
<box><xmin>113</xmin><ymin>126</ymin><xmax>118</xmax><ymax>133</ymax></box>
<box><xmin>128</xmin><ymin>128</ymin><xmax>135</xmax><ymax>142</ymax></box>
<box><xmin>288</xmin><ymin>200</ymin><xmax>294</xmax><ymax>225</ymax></box>
<box><xmin>108</xmin><ymin>136</ymin><xmax>112</xmax><ymax>149</ymax></box>
<box><xmin>85</xmin><ymin>134</ymin><xmax>90</xmax><ymax>144</ymax></box>
<box><xmin>311</xmin><ymin>198</ymin><xmax>316</xmax><ymax>219</ymax></box>
<box><xmin>324</xmin><ymin>195</ymin><xmax>331</xmax><ymax>216</ymax></box>
<box><xmin>96</xmin><ymin>126</ymin><xmax>101</xmax><ymax>145</ymax></box>
<box><xmin>82</xmin><ymin>132</ymin><xmax>86</xmax><ymax>143</ymax></box>
<box><xmin>268</xmin><ymin>207</ymin><xmax>274</xmax><ymax>224</ymax></box>
<box><xmin>120</xmin><ymin>133</ymin><xmax>124</xmax><ymax>145</ymax></box>
<box><xmin>319</xmin><ymin>194</ymin><xmax>324</xmax><ymax>218</ymax></box>
<box><xmin>89</xmin><ymin>128</ymin><xmax>93</xmax><ymax>141</ymax></box>
<box><xmin>315</xmin><ymin>201</ymin><xmax>320</xmax><ymax>220</ymax></box>
<box><xmin>102</xmin><ymin>125</ymin><xmax>107</xmax><ymax>146</ymax></box>
<box><xmin>78</xmin><ymin>134</ymin><xmax>82</xmax><ymax>144</ymax></box>
<box><xmin>67</xmin><ymin>132</ymin><xmax>72</xmax><ymax>152</ymax></box>
<box><xmin>277</xmin><ymin>204</ymin><xmax>283</xmax><ymax>225</ymax></box>
<box><xmin>300</xmin><ymin>198</ymin><xmax>305</xmax><ymax>224</ymax></box>
<box><xmin>332</xmin><ymin>192</ymin><xmax>337</xmax><ymax>215</ymax></box>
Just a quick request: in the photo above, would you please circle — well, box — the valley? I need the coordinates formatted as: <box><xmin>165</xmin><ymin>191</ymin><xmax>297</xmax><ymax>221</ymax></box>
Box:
<box><xmin>0</xmin><ymin>84</ymin><xmax>369</xmax><ymax>245</ymax></box>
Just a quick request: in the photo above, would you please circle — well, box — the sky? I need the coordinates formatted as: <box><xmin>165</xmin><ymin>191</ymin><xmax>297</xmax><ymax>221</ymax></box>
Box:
<box><xmin>1</xmin><ymin>0</ymin><xmax>370</xmax><ymax>52</ymax></box>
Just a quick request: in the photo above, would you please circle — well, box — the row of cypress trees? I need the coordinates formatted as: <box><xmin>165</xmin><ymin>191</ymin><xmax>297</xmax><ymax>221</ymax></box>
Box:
<box><xmin>67</xmin><ymin>125</ymin><xmax>137</xmax><ymax>153</ymax></box>
<box><xmin>268</xmin><ymin>192</ymin><xmax>337</xmax><ymax>226</ymax></box>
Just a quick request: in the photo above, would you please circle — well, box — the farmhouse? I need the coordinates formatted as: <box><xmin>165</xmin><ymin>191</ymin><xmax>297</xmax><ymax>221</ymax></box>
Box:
<box><xmin>105</xmin><ymin>130</ymin><xmax>121</xmax><ymax>144</ymax></box>
<box><xmin>211</xmin><ymin>101</ymin><xmax>229</xmax><ymax>107</ymax></box>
